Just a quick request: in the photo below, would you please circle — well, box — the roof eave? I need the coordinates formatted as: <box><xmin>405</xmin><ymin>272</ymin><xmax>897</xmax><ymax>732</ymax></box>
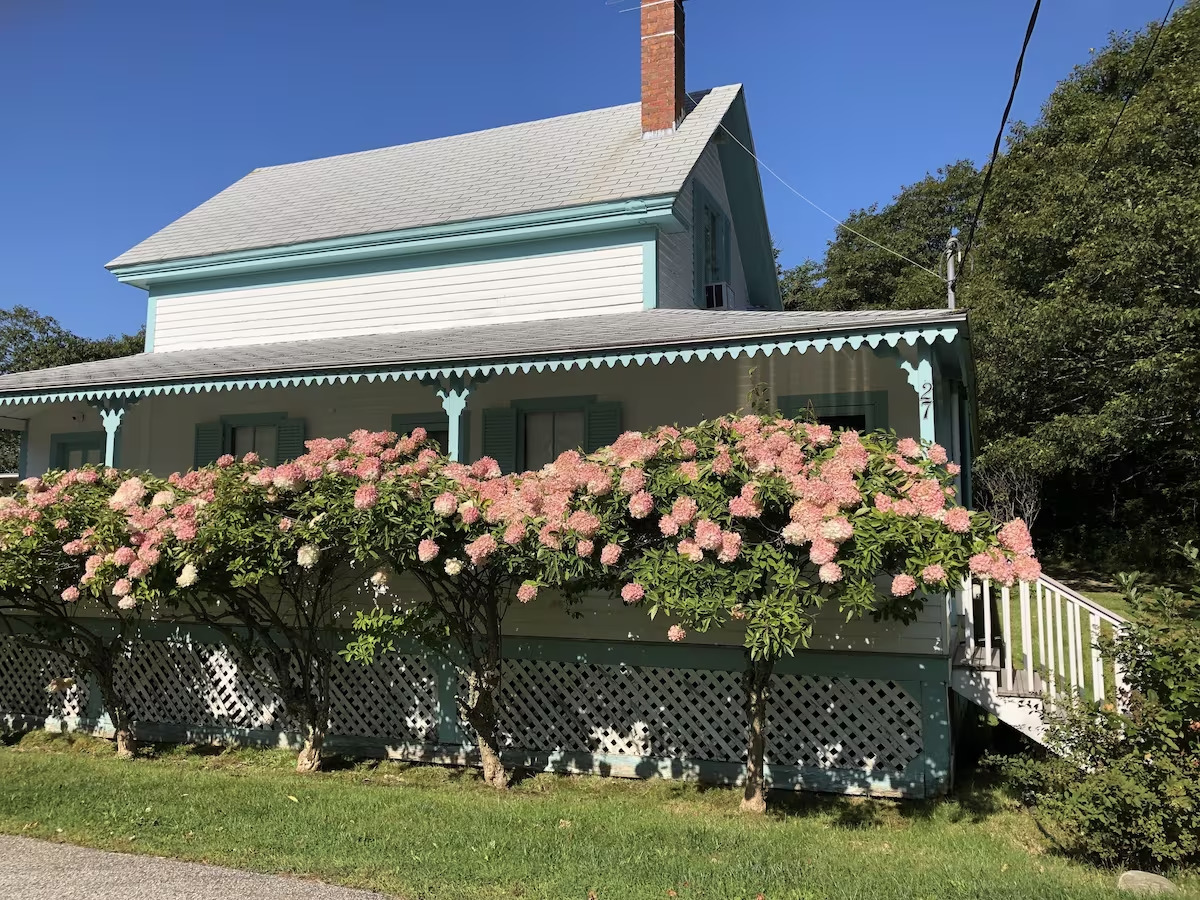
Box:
<box><xmin>108</xmin><ymin>194</ymin><xmax>686</xmax><ymax>290</ymax></box>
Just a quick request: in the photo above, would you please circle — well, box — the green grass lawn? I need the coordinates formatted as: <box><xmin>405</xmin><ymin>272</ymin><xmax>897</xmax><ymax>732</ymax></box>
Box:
<box><xmin>1</xmin><ymin>733</ymin><xmax>1195</xmax><ymax>899</ymax></box>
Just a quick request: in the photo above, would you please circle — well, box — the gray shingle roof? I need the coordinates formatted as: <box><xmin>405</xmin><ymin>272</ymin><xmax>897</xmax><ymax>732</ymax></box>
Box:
<box><xmin>0</xmin><ymin>309</ymin><xmax>966</xmax><ymax>400</ymax></box>
<box><xmin>108</xmin><ymin>86</ymin><xmax>743</xmax><ymax>270</ymax></box>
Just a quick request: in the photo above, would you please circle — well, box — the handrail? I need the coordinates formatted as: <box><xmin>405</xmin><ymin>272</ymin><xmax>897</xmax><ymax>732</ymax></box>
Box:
<box><xmin>955</xmin><ymin>573</ymin><xmax>1129</xmax><ymax>707</ymax></box>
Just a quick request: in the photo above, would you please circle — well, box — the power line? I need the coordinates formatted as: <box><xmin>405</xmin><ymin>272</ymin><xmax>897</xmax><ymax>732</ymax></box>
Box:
<box><xmin>960</xmin><ymin>0</ymin><xmax>1042</xmax><ymax>267</ymax></box>
<box><xmin>1088</xmin><ymin>0</ymin><xmax>1176</xmax><ymax>177</ymax></box>
<box><xmin>693</xmin><ymin>100</ymin><xmax>944</xmax><ymax>283</ymax></box>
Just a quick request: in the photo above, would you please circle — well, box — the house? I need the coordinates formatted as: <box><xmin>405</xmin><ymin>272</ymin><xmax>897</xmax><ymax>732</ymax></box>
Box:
<box><xmin>0</xmin><ymin>0</ymin><xmax>1024</xmax><ymax>799</ymax></box>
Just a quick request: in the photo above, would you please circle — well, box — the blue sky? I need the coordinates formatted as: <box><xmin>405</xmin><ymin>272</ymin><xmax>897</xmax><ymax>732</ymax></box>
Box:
<box><xmin>0</xmin><ymin>0</ymin><xmax>1162</xmax><ymax>339</ymax></box>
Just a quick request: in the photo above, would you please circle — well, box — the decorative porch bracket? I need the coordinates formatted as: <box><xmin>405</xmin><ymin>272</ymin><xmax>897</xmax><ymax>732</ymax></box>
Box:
<box><xmin>424</xmin><ymin>375</ymin><xmax>489</xmax><ymax>462</ymax></box>
<box><xmin>875</xmin><ymin>344</ymin><xmax>936</xmax><ymax>445</ymax></box>
<box><xmin>89</xmin><ymin>397</ymin><xmax>139</xmax><ymax>468</ymax></box>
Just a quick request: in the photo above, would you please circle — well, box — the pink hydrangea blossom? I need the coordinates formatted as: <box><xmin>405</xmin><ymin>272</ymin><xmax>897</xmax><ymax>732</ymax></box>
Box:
<box><xmin>694</xmin><ymin>519</ymin><xmax>723</xmax><ymax>552</ymax></box>
<box><xmin>62</xmin><ymin>539</ymin><xmax>89</xmax><ymax>556</ymax></box>
<box><xmin>471</xmin><ymin>457</ymin><xmax>502</xmax><ymax>480</ymax></box>
<box><xmin>566</xmin><ymin>510</ymin><xmax>601</xmax><ymax>538</ymax></box>
<box><xmin>921</xmin><ymin>564</ymin><xmax>948</xmax><ymax>585</ymax></box>
<box><xmin>459</xmin><ymin>503</ymin><xmax>481</xmax><ymax>525</ymax></box>
<box><xmin>998</xmin><ymin>519</ymin><xmax>1034</xmax><ymax>556</ymax></box>
<box><xmin>354</xmin><ymin>483</ymin><xmax>379</xmax><ymax>510</ymax></box>
<box><xmin>946</xmin><ymin>462</ymin><xmax>961</xmax><ymax>476</ymax></box>
<box><xmin>819</xmin><ymin>562</ymin><xmax>843</xmax><ymax>584</ymax></box>
<box><xmin>809</xmin><ymin>538</ymin><xmax>838</xmax><ymax>565</ymax></box>
<box><xmin>576</xmin><ymin>539</ymin><xmax>595</xmax><ymax>558</ymax></box>
<box><xmin>117</xmin><ymin>596</ymin><xmax>138</xmax><ymax>611</ymax></box>
<box><xmin>717</xmin><ymin>531</ymin><xmax>742</xmax><ymax>563</ymax></box>
<box><xmin>659</xmin><ymin>515</ymin><xmax>681</xmax><ymax>537</ymax></box>
<box><xmin>433</xmin><ymin>492</ymin><xmax>459</xmax><ymax>517</ymax></box>
<box><xmin>61</xmin><ymin>586</ymin><xmax>80</xmax><ymax>602</ymax></box>
<box><xmin>516</xmin><ymin>583</ymin><xmax>538</xmax><ymax>604</ymax></box>
<box><xmin>821</xmin><ymin>517</ymin><xmax>854</xmax><ymax>543</ymax></box>
<box><xmin>600</xmin><ymin>543</ymin><xmax>622</xmax><ymax>566</ymax></box>
<box><xmin>927</xmin><ymin>444</ymin><xmax>949</xmax><ymax>465</ymax></box>
<box><xmin>629</xmin><ymin>491</ymin><xmax>654</xmax><ymax>519</ymax></box>
<box><xmin>621</xmin><ymin>583</ymin><xmax>645</xmax><ymax>604</ymax></box>
<box><xmin>503</xmin><ymin>523</ymin><xmax>525</xmax><ymax>545</ymax></box>
<box><xmin>53</xmin><ymin>518</ymin><xmax>69</xmax><ymax>531</ymax></box>
<box><xmin>678</xmin><ymin>439</ymin><xmax>698</xmax><ymax>459</ymax></box>
<box><xmin>667</xmin><ymin>624</ymin><xmax>686</xmax><ymax>643</ymax></box>
<box><xmin>892</xmin><ymin>573</ymin><xmax>918</xmax><ymax>597</ymax></box>
<box><xmin>677</xmin><ymin>461</ymin><xmax>700</xmax><ymax>481</ymax></box>
<box><xmin>216</xmin><ymin>454</ymin><xmax>236</xmax><ymax>468</ymax></box>
<box><xmin>671</xmin><ymin>496</ymin><xmax>698</xmax><ymax>524</ymax></box>
<box><xmin>465</xmin><ymin>534</ymin><xmax>498</xmax><ymax>567</ymax></box>
<box><xmin>897</xmin><ymin>438</ymin><xmax>922</xmax><ymax>459</ymax></box>
<box><xmin>804</xmin><ymin>423</ymin><xmax>834</xmax><ymax>446</ymax></box>
<box><xmin>677</xmin><ymin>539</ymin><xmax>703</xmax><ymax>562</ymax></box>
<box><xmin>128</xmin><ymin>560</ymin><xmax>150</xmax><ymax>579</ymax></box>
<box><xmin>874</xmin><ymin>493</ymin><xmax>894</xmax><ymax>513</ymax></box>
<box><xmin>278</xmin><ymin>517</ymin><xmax>294</xmax><ymax>532</ymax></box>
<box><xmin>712</xmin><ymin>449</ymin><xmax>733</xmax><ymax>476</ymax></box>
<box><xmin>944</xmin><ymin>507</ymin><xmax>971</xmax><ymax>533</ymax></box>
<box><xmin>619</xmin><ymin>468</ymin><xmax>646</xmax><ymax>494</ymax></box>
<box><xmin>137</xmin><ymin>546</ymin><xmax>161</xmax><ymax>566</ymax></box>
<box><xmin>172</xmin><ymin>520</ymin><xmax>198</xmax><ymax>543</ymax></box>
<box><xmin>782</xmin><ymin>523</ymin><xmax>807</xmax><ymax>546</ymax></box>
<box><xmin>538</xmin><ymin>526</ymin><xmax>563</xmax><ymax>550</ymax></box>
<box><xmin>112</xmin><ymin>578</ymin><xmax>132</xmax><ymax>598</ymax></box>
<box><xmin>1013</xmin><ymin>555</ymin><xmax>1042</xmax><ymax>582</ymax></box>
<box><xmin>418</xmin><ymin>539</ymin><xmax>440</xmax><ymax>563</ymax></box>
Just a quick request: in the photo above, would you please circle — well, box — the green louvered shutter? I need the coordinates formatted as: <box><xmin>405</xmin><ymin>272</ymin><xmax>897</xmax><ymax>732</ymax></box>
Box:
<box><xmin>481</xmin><ymin>407</ymin><xmax>518</xmax><ymax>473</ymax></box>
<box><xmin>194</xmin><ymin>422</ymin><xmax>223</xmax><ymax>469</ymax></box>
<box><xmin>586</xmin><ymin>402</ymin><xmax>623</xmax><ymax>453</ymax></box>
<box><xmin>276</xmin><ymin>417</ymin><xmax>308</xmax><ymax>463</ymax></box>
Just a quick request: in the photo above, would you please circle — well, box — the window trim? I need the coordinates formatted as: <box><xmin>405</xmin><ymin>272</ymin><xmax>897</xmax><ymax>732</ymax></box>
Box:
<box><xmin>778</xmin><ymin>391</ymin><xmax>889</xmax><ymax>431</ymax></box>
<box><xmin>512</xmin><ymin>395</ymin><xmax>596</xmax><ymax>472</ymax></box>
<box><xmin>49</xmin><ymin>431</ymin><xmax>107</xmax><ymax>470</ymax></box>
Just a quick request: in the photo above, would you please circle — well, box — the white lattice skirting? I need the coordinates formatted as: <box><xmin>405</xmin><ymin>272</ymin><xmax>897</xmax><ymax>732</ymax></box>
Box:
<box><xmin>0</xmin><ymin>630</ymin><xmax>943</xmax><ymax>798</ymax></box>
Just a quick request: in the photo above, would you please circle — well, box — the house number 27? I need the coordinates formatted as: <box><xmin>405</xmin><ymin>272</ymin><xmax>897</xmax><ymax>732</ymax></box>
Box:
<box><xmin>920</xmin><ymin>382</ymin><xmax>933</xmax><ymax>420</ymax></box>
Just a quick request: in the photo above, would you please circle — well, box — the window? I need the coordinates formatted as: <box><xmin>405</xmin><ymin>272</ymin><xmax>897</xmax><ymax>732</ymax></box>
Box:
<box><xmin>779</xmin><ymin>391</ymin><xmax>888</xmax><ymax>433</ymax></box>
<box><xmin>481</xmin><ymin>398</ymin><xmax>622</xmax><ymax>473</ymax></box>
<box><xmin>522</xmin><ymin>409</ymin><xmax>586</xmax><ymax>471</ymax></box>
<box><xmin>50</xmin><ymin>432</ymin><xmax>105</xmax><ymax>470</ymax></box>
<box><xmin>230</xmin><ymin>424</ymin><xmax>278</xmax><ymax>464</ymax></box>
<box><xmin>194</xmin><ymin>414</ymin><xmax>306</xmax><ymax>468</ymax></box>
<box><xmin>392</xmin><ymin>412</ymin><xmax>453</xmax><ymax>457</ymax></box>
<box><xmin>693</xmin><ymin>182</ymin><xmax>732</xmax><ymax>308</ymax></box>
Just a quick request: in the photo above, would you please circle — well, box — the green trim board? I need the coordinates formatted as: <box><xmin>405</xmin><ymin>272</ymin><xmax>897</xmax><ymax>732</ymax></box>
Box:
<box><xmin>17</xmin><ymin>430</ymin><xmax>28</xmax><ymax>479</ymax></box>
<box><xmin>112</xmin><ymin>198</ymin><xmax>684</xmax><ymax>289</ymax></box>
<box><xmin>641</xmin><ymin>239</ymin><xmax>658</xmax><ymax>310</ymax></box>
<box><xmin>147</xmin><ymin>227</ymin><xmax>660</xmax><ymax>301</ymax></box>
<box><xmin>48</xmin><ymin>431</ymin><xmax>107</xmax><ymax>470</ymax></box>
<box><xmin>0</xmin><ymin>325</ymin><xmax>964</xmax><ymax>409</ymax></box>
<box><xmin>144</xmin><ymin>296</ymin><xmax>157</xmax><ymax>352</ymax></box>
<box><xmin>778</xmin><ymin>390</ymin><xmax>889</xmax><ymax>430</ymax></box>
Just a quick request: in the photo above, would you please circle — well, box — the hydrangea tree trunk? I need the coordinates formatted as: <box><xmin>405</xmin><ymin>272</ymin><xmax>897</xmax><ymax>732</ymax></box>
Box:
<box><xmin>89</xmin><ymin>652</ymin><xmax>137</xmax><ymax>759</ymax></box>
<box><xmin>741</xmin><ymin>655</ymin><xmax>774</xmax><ymax>814</ymax></box>
<box><xmin>458</xmin><ymin>592</ymin><xmax>508</xmax><ymax>789</ymax></box>
<box><xmin>280</xmin><ymin>651</ymin><xmax>332</xmax><ymax>774</ymax></box>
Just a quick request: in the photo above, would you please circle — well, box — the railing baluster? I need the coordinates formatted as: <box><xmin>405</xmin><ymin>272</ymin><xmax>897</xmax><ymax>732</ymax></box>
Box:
<box><xmin>1053</xmin><ymin>589</ymin><xmax>1066</xmax><ymax>699</ymax></box>
<box><xmin>1074</xmin><ymin>605</ymin><xmax>1086</xmax><ymax>691</ymax></box>
<box><xmin>982</xmin><ymin>579</ymin><xmax>993</xmax><ymax>666</ymax></box>
<box><xmin>1001</xmin><ymin>585</ymin><xmax>1014</xmax><ymax>691</ymax></box>
<box><xmin>1066</xmin><ymin>600</ymin><xmax>1080</xmax><ymax>695</ymax></box>
<box><xmin>1036</xmin><ymin>580</ymin><xmax>1049</xmax><ymax>692</ymax></box>
<box><xmin>1090</xmin><ymin>612</ymin><xmax>1104</xmax><ymax>702</ymax></box>
<box><xmin>1020</xmin><ymin>581</ymin><xmax>1034</xmax><ymax>679</ymax></box>
<box><xmin>961</xmin><ymin>577</ymin><xmax>974</xmax><ymax>652</ymax></box>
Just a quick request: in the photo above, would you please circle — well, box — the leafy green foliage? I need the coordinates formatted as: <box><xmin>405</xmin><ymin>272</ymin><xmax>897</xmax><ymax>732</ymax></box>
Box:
<box><xmin>1000</xmin><ymin>543</ymin><xmax>1200</xmax><ymax>868</ymax></box>
<box><xmin>779</xmin><ymin>4</ymin><xmax>1200</xmax><ymax>567</ymax></box>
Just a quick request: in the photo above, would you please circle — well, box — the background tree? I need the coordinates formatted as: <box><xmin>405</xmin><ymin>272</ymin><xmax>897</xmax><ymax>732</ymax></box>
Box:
<box><xmin>0</xmin><ymin>306</ymin><xmax>144</xmax><ymax>472</ymax></box>
<box><xmin>778</xmin><ymin>3</ymin><xmax>1200</xmax><ymax>568</ymax></box>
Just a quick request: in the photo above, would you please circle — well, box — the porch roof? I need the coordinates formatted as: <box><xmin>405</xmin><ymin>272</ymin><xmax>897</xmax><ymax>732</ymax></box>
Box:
<box><xmin>0</xmin><ymin>308</ymin><xmax>967</xmax><ymax>407</ymax></box>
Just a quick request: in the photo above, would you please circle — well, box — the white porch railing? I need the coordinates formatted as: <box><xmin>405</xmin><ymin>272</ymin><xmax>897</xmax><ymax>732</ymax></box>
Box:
<box><xmin>955</xmin><ymin>573</ymin><xmax>1127</xmax><ymax>706</ymax></box>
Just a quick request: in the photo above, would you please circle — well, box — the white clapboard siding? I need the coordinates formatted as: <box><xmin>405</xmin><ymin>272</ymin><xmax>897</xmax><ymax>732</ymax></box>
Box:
<box><xmin>152</xmin><ymin>243</ymin><xmax>645</xmax><ymax>352</ymax></box>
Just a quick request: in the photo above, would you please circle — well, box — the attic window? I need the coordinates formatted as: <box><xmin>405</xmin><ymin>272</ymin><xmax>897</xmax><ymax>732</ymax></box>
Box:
<box><xmin>693</xmin><ymin>182</ymin><xmax>732</xmax><ymax>309</ymax></box>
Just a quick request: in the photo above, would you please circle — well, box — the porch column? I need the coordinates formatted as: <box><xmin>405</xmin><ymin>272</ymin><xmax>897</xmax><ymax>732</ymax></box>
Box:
<box><xmin>434</xmin><ymin>378</ymin><xmax>477</xmax><ymax>463</ymax></box>
<box><xmin>91</xmin><ymin>398</ymin><xmax>138</xmax><ymax>468</ymax></box>
<box><xmin>900</xmin><ymin>344</ymin><xmax>936</xmax><ymax>446</ymax></box>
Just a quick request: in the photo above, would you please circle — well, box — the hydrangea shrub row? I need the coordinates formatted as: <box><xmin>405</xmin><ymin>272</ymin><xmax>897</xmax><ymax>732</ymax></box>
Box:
<box><xmin>0</xmin><ymin>415</ymin><xmax>1039</xmax><ymax>804</ymax></box>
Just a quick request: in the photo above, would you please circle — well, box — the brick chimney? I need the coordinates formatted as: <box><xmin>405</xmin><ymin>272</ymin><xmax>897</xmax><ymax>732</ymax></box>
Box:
<box><xmin>641</xmin><ymin>0</ymin><xmax>686</xmax><ymax>138</ymax></box>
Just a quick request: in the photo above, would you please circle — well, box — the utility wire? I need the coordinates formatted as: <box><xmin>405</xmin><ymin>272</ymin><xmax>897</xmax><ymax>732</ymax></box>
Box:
<box><xmin>960</xmin><ymin>0</ymin><xmax>1042</xmax><ymax>267</ymax></box>
<box><xmin>690</xmin><ymin>96</ymin><xmax>944</xmax><ymax>283</ymax></box>
<box><xmin>1088</xmin><ymin>0</ymin><xmax>1176</xmax><ymax>176</ymax></box>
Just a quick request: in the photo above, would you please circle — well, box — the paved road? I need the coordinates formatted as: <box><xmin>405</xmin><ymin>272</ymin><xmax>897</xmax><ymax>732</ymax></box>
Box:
<box><xmin>0</xmin><ymin>835</ymin><xmax>396</xmax><ymax>900</ymax></box>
